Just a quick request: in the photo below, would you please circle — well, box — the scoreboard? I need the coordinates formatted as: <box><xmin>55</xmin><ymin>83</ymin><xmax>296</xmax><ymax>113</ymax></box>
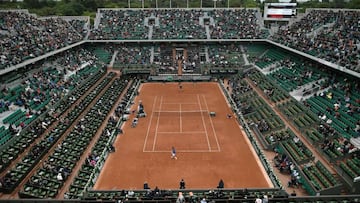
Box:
<box><xmin>264</xmin><ymin>3</ymin><xmax>297</xmax><ymax>21</ymax></box>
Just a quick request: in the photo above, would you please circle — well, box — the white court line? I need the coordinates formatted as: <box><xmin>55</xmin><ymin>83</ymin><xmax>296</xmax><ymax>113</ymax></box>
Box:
<box><xmin>152</xmin><ymin>110</ymin><xmax>207</xmax><ymax>113</ymax></box>
<box><xmin>143</xmin><ymin>149</ymin><xmax>221</xmax><ymax>153</ymax></box>
<box><xmin>162</xmin><ymin>102</ymin><xmax>198</xmax><ymax>104</ymax></box>
<box><xmin>180</xmin><ymin>104</ymin><xmax>182</xmax><ymax>132</ymax></box>
<box><xmin>157</xmin><ymin>131</ymin><xmax>206</xmax><ymax>134</ymax></box>
<box><xmin>197</xmin><ymin>94</ymin><xmax>211</xmax><ymax>151</ymax></box>
<box><xmin>152</xmin><ymin>96</ymin><xmax>163</xmax><ymax>151</ymax></box>
<box><xmin>143</xmin><ymin>96</ymin><xmax>158</xmax><ymax>152</ymax></box>
<box><xmin>202</xmin><ymin>94</ymin><xmax>221</xmax><ymax>152</ymax></box>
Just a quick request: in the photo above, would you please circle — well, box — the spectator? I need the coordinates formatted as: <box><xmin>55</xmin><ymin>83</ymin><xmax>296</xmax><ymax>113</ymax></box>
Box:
<box><xmin>57</xmin><ymin>173</ymin><xmax>63</xmax><ymax>181</ymax></box>
<box><xmin>176</xmin><ymin>192</ymin><xmax>185</xmax><ymax>203</ymax></box>
<box><xmin>255</xmin><ymin>196</ymin><xmax>262</xmax><ymax>203</ymax></box>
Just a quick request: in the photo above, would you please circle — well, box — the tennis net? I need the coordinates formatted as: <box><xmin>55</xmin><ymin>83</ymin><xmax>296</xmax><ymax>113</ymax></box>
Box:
<box><xmin>152</xmin><ymin>110</ymin><xmax>209</xmax><ymax>117</ymax></box>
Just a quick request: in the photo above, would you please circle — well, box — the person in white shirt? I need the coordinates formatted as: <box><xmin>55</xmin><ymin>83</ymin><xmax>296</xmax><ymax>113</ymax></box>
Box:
<box><xmin>57</xmin><ymin>173</ymin><xmax>63</xmax><ymax>181</ymax></box>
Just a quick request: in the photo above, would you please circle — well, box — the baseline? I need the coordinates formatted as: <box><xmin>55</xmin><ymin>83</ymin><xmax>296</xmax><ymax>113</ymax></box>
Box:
<box><xmin>143</xmin><ymin>150</ymin><xmax>221</xmax><ymax>153</ymax></box>
<box><xmin>156</xmin><ymin>131</ymin><xmax>206</xmax><ymax>134</ymax></box>
<box><xmin>162</xmin><ymin>102</ymin><xmax>198</xmax><ymax>105</ymax></box>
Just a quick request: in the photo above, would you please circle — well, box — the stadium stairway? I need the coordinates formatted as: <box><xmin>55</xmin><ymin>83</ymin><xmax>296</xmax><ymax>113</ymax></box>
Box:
<box><xmin>205</xmin><ymin>25</ymin><xmax>211</xmax><ymax>39</ymax></box>
<box><xmin>289</xmin><ymin>78</ymin><xmax>328</xmax><ymax>101</ymax></box>
<box><xmin>255</xmin><ymin>10</ymin><xmax>265</xmax><ymax>29</ymax></box>
<box><xmin>200</xmin><ymin>12</ymin><xmax>213</xmax><ymax>40</ymax></box>
<box><xmin>204</xmin><ymin>46</ymin><xmax>210</xmax><ymax>62</ymax></box>
<box><xmin>350</xmin><ymin>137</ymin><xmax>360</xmax><ymax>149</ymax></box>
<box><xmin>260</xmin><ymin>62</ymin><xmax>281</xmax><ymax>75</ymax></box>
<box><xmin>150</xmin><ymin>47</ymin><xmax>155</xmax><ymax>63</ymax></box>
<box><xmin>296</xmin><ymin>85</ymin><xmax>332</xmax><ymax>102</ymax></box>
<box><xmin>93</xmin><ymin>10</ymin><xmax>102</xmax><ymax>29</ymax></box>
<box><xmin>148</xmin><ymin>25</ymin><xmax>153</xmax><ymax>40</ymax></box>
<box><xmin>109</xmin><ymin>51</ymin><xmax>119</xmax><ymax>68</ymax></box>
<box><xmin>240</xmin><ymin>45</ymin><xmax>250</xmax><ymax>66</ymax></box>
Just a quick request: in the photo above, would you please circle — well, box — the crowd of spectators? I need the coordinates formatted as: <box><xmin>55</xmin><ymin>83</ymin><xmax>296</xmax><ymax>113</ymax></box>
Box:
<box><xmin>152</xmin><ymin>9</ymin><xmax>207</xmax><ymax>39</ymax></box>
<box><xmin>268</xmin><ymin>59</ymin><xmax>322</xmax><ymax>91</ymax></box>
<box><xmin>310</xmin><ymin>11</ymin><xmax>360</xmax><ymax>71</ymax></box>
<box><xmin>5</xmin><ymin>66</ymin><xmax>64</xmax><ymax>111</ymax></box>
<box><xmin>0</xmin><ymin>67</ymin><xmax>64</xmax><ymax>127</ymax></box>
<box><xmin>317</xmin><ymin>123</ymin><xmax>337</xmax><ymax>138</ymax></box>
<box><xmin>114</xmin><ymin>46</ymin><xmax>152</xmax><ymax>67</ymax></box>
<box><xmin>0</xmin><ymin>171</ymin><xmax>14</xmax><ymax>189</ymax></box>
<box><xmin>272</xmin><ymin>10</ymin><xmax>360</xmax><ymax>73</ymax></box>
<box><xmin>227</xmin><ymin>77</ymin><xmax>253</xmax><ymax>114</ymax></box>
<box><xmin>321</xmin><ymin>137</ymin><xmax>356</xmax><ymax>155</ymax></box>
<box><xmin>89</xmin><ymin>10</ymin><xmax>150</xmax><ymax>40</ymax></box>
<box><xmin>153</xmin><ymin>45</ymin><xmax>176</xmax><ymax>73</ymax></box>
<box><xmin>0</xmin><ymin>46</ymin><xmax>102</xmax><ymax>140</ymax></box>
<box><xmin>208</xmin><ymin>44</ymin><xmax>244</xmax><ymax>68</ymax></box>
<box><xmin>0</xmin><ymin>137</ymin><xmax>49</xmax><ymax>189</ymax></box>
<box><xmin>42</xmin><ymin>158</ymin><xmax>71</xmax><ymax>183</ymax></box>
<box><xmin>273</xmin><ymin>152</ymin><xmax>300</xmax><ymax>188</ymax></box>
<box><xmin>272</xmin><ymin>10</ymin><xmax>337</xmax><ymax>52</ymax></box>
<box><xmin>0</xmin><ymin>11</ymin><xmax>83</xmax><ymax>70</ymax></box>
<box><xmin>54</xmin><ymin>47</ymin><xmax>100</xmax><ymax>72</ymax></box>
<box><xmin>267</xmin><ymin>131</ymin><xmax>292</xmax><ymax>143</ymax></box>
<box><xmin>153</xmin><ymin>45</ymin><xmax>205</xmax><ymax>73</ymax></box>
<box><xmin>180</xmin><ymin>46</ymin><xmax>203</xmax><ymax>73</ymax></box>
<box><xmin>68</xmin><ymin>19</ymin><xmax>89</xmax><ymax>38</ymax></box>
<box><xmin>0</xmin><ymin>9</ymin><xmax>263</xmax><ymax>75</ymax></box>
<box><xmin>87</xmin><ymin>152</ymin><xmax>100</xmax><ymax>167</ymax></box>
<box><xmin>274</xmin><ymin>152</ymin><xmax>293</xmax><ymax>174</ymax></box>
<box><xmin>209</xmin><ymin>9</ymin><xmax>262</xmax><ymax>39</ymax></box>
<box><xmin>256</xmin><ymin>119</ymin><xmax>270</xmax><ymax>132</ymax></box>
<box><xmin>89</xmin><ymin>9</ymin><xmax>262</xmax><ymax>40</ymax></box>
<box><xmin>313</xmin><ymin>77</ymin><xmax>360</xmax><ymax>138</ymax></box>
<box><xmin>2</xmin><ymin>8</ymin><xmax>359</xmax><ymax>76</ymax></box>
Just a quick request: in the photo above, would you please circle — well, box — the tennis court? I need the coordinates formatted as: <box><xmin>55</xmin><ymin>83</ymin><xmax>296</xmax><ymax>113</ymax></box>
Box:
<box><xmin>94</xmin><ymin>82</ymin><xmax>272</xmax><ymax>190</ymax></box>
<box><xmin>143</xmin><ymin>93</ymin><xmax>220</xmax><ymax>152</ymax></box>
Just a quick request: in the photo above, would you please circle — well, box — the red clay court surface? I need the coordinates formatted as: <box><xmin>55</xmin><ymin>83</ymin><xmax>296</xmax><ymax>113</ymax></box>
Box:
<box><xmin>94</xmin><ymin>82</ymin><xmax>272</xmax><ymax>190</ymax></box>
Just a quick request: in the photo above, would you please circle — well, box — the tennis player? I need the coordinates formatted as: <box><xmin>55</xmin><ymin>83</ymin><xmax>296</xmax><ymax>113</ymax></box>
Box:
<box><xmin>171</xmin><ymin>146</ymin><xmax>177</xmax><ymax>160</ymax></box>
